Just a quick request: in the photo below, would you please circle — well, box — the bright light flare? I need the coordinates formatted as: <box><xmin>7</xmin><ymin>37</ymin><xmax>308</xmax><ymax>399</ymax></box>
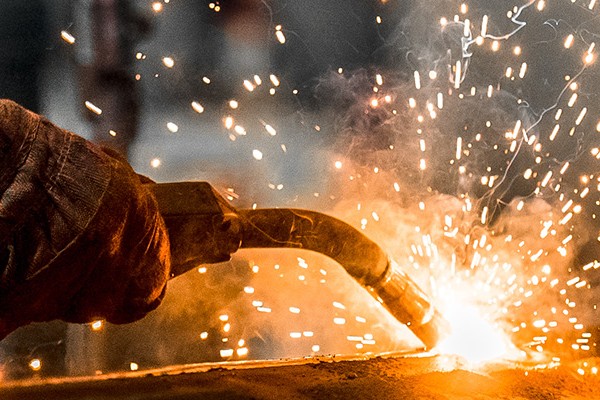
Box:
<box><xmin>252</xmin><ymin>149</ymin><xmax>263</xmax><ymax>160</ymax></box>
<box><xmin>437</xmin><ymin>301</ymin><xmax>517</xmax><ymax>364</ymax></box>
<box><xmin>152</xmin><ymin>2</ymin><xmax>163</xmax><ymax>12</ymax></box>
<box><xmin>91</xmin><ymin>320</ymin><xmax>104</xmax><ymax>331</ymax></box>
<box><xmin>29</xmin><ymin>359</ymin><xmax>42</xmax><ymax>371</ymax></box>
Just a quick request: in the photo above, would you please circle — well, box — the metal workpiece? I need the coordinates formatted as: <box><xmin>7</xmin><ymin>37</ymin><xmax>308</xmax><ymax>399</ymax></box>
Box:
<box><xmin>149</xmin><ymin>182</ymin><xmax>448</xmax><ymax>349</ymax></box>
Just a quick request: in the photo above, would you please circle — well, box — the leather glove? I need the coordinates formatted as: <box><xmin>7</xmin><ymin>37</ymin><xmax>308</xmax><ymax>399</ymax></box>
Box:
<box><xmin>0</xmin><ymin>99</ymin><xmax>171</xmax><ymax>339</ymax></box>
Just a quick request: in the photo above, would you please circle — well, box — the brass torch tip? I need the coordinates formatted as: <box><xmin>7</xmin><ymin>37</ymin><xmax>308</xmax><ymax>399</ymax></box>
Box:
<box><xmin>371</xmin><ymin>260</ymin><xmax>450</xmax><ymax>350</ymax></box>
<box><xmin>408</xmin><ymin>310</ymin><xmax>451</xmax><ymax>350</ymax></box>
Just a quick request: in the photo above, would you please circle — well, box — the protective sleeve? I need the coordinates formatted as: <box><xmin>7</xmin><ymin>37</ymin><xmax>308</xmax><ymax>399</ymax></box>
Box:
<box><xmin>0</xmin><ymin>99</ymin><xmax>171</xmax><ymax>339</ymax></box>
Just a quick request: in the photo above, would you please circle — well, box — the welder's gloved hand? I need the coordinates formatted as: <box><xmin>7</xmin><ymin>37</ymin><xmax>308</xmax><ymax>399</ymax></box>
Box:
<box><xmin>0</xmin><ymin>99</ymin><xmax>171</xmax><ymax>340</ymax></box>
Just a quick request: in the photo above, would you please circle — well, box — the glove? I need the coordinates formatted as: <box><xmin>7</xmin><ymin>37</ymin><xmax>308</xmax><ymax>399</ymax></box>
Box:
<box><xmin>0</xmin><ymin>99</ymin><xmax>171</xmax><ymax>339</ymax></box>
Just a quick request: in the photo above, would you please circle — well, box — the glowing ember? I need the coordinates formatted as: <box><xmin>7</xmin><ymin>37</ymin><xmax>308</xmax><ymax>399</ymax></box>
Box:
<box><xmin>275</xmin><ymin>25</ymin><xmax>286</xmax><ymax>44</ymax></box>
<box><xmin>150</xmin><ymin>158</ymin><xmax>161</xmax><ymax>168</ymax></box>
<box><xmin>91</xmin><ymin>320</ymin><xmax>104</xmax><ymax>331</ymax></box>
<box><xmin>29</xmin><ymin>359</ymin><xmax>42</xmax><ymax>371</ymax></box>
<box><xmin>152</xmin><ymin>2</ymin><xmax>163</xmax><ymax>13</ymax></box>
<box><xmin>60</xmin><ymin>30</ymin><xmax>75</xmax><ymax>45</ymax></box>
<box><xmin>252</xmin><ymin>149</ymin><xmax>263</xmax><ymax>160</ymax></box>
<box><xmin>162</xmin><ymin>57</ymin><xmax>175</xmax><ymax>68</ymax></box>
<box><xmin>166</xmin><ymin>122</ymin><xmax>179</xmax><ymax>133</ymax></box>
<box><xmin>84</xmin><ymin>101</ymin><xmax>102</xmax><ymax>115</ymax></box>
<box><xmin>191</xmin><ymin>101</ymin><xmax>204</xmax><ymax>114</ymax></box>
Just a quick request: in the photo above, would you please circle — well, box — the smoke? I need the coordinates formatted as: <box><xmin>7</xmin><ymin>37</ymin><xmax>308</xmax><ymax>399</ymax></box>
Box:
<box><xmin>314</xmin><ymin>0</ymin><xmax>600</xmax><ymax>360</ymax></box>
<box><xmin>66</xmin><ymin>0</ymin><xmax>598</xmax><ymax>372</ymax></box>
<box><xmin>86</xmin><ymin>0</ymin><xmax>593</xmax><ymax>368</ymax></box>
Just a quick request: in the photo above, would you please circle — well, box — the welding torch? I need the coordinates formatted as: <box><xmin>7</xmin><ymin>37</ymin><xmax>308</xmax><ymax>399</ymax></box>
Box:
<box><xmin>148</xmin><ymin>181</ymin><xmax>449</xmax><ymax>350</ymax></box>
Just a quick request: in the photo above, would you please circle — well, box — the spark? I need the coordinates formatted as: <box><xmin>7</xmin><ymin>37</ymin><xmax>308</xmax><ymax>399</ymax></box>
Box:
<box><xmin>91</xmin><ymin>320</ymin><xmax>104</xmax><ymax>331</ymax></box>
<box><xmin>85</xmin><ymin>101</ymin><xmax>102</xmax><ymax>115</ymax></box>
<box><xmin>270</xmin><ymin>74</ymin><xmax>280</xmax><ymax>86</ymax></box>
<box><xmin>60</xmin><ymin>31</ymin><xmax>75</xmax><ymax>44</ymax></box>
<box><xmin>220</xmin><ymin>349</ymin><xmax>234</xmax><ymax>358</ymax></box>
<box><xmin>454</xmin><ymin>61</ymin><xmax>462</xmax><ymax>89</ymax></box>
<box><xmin>575</xmin><ymin>108</ymin><xmax>587</xmax><ymax>125</ymax></box>
<box><xmin>481</xmin><ymin>15</ymin><xmax>488</xmax><ymax>36</ymax></box>
<box><xmin>147</xmin><ymin>158</ymin><xmax>161</xmax><ymax>170</ymax></box>
<box><xmin>414</xmin><ymin>71</ymin><xmax>421</xmax><ymax>89</ymax></box>
<box><xmin>243</xmin><ymin>80</ymin><xmax>255</xmax><ymax>92</ymax></box>
<box><xmin>29</xmin><ymin>359</ymin><xmax>42</xmax><ymax>371</ymax></box>
<box><xmin>456</xmin><ymin>137</ymin><xmax>463</xmax><ymax>160</ymax></box>
<box><xmin>537</xmin><ymin>0</ymin><xmax>545</xmax><ymax>11</ymax></box>
<box><xmin>162</xmin><ymin>57</ymin><xmax>175</xmax><ymax>68</ymax></box>
<box><xmin>275</xmin><ymin>25</ymin><xmax>286</xmax><ymax>44</ymax></box>
<box><xmin>519</xmin><ymin>63</ymin><xmax>528</xmax><ymax>78</ymax></box>
<box><xmin>166</xmin><ymin>122</ymin><xmax>179</xmax><ymax>133</ymax></box>
<box><xmin>564</xmin><ymin>34</ymin><xmax>575</xmax><ymax>49</ymax></box>
<box><xmin>191</xmin><ymin>101</ymin><xmax>204</xmax><ymax>113</ymax></box>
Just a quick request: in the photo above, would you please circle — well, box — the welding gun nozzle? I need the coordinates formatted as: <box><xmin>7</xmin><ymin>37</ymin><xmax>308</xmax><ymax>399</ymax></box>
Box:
<box><xmin>370</xmin><ymin>260</ymin><xmax>450</xmax><ymax>350</ymax></box>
